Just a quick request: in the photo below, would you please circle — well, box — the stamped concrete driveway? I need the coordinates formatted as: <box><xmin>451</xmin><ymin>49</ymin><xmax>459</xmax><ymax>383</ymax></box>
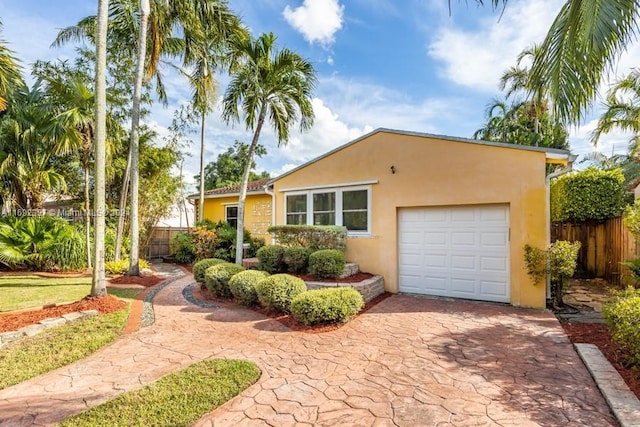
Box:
<box><xmin>0</xmin><ymin>274</ymin><xmax>616</xmax><ymax>426</ymax></box>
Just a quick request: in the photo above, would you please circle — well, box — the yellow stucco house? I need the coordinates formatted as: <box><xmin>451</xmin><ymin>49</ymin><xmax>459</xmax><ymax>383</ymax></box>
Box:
<box><xmin>190</xmin><ymin>178</ymin><xmax>273</xmax><ymax>242</ymax></box>
<box><xmin>269</xmin><ymin>128</ymin><xmax>571</xmax><ymax>309</ymax></box>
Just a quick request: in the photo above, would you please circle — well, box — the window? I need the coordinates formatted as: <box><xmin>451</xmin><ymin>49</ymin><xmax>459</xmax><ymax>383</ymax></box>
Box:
<box><xmin>284</xmin><ymin>186</ymin><xmax>371</xmax><ymax>235</ymax></box>
<box><xmin>226</xmin><ymin>205</ymin><xmax>238</xmax><ymax>228</ymax></box>
<box><xmin>286</xmin><ymin>194</ymin><xmax>307</xmax><ymax>225</ymax></box>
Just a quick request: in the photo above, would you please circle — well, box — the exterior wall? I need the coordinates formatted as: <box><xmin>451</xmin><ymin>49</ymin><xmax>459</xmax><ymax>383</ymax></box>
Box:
<box><xmin>201</xmin><ymin>193</ymin><xmax>273</xmax><ymax>242</ymax></box>
<box><xmin>272</xmin><ymin>131</ymin><xmax>551</xmax><ymax>308</ymax></box>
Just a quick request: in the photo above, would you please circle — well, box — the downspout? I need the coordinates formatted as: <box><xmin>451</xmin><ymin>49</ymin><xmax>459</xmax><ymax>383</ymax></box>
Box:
<box><xmin>545</xmin><ymin>154</ymin><xmax>578</xmax><ymax>299</ymax></box>
<box><xmin>264</xmin><ymin>184</ymin><xmax>276</xmax><ymax>245</ymax></box>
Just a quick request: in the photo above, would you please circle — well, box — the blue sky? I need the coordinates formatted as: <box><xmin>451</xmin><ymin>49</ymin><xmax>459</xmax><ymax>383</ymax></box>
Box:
<box><xmin>0</xmin><ymin>0</ymin><xmax>638</xmax><ymax>191</ymax></box>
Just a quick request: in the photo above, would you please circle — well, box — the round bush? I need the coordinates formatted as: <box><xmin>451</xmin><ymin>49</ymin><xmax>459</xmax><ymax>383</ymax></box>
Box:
<box><xmin>256</xmin><ymin>245</ymin><xmax>286</xmax><ymax>273</ymax></box>
<box><xmin>291</xmin><ymin>288</ymin><xmax>364</xmax><ymax>326</ymax></box>
<box><xmin>283</xmin><ymin>246</ymin><xmax>312</xmax><ymax>273</ymax></box>
<box><xmin>255</xmin><ymin>274</ymin><xmax>307</xmax><ymax>314</ymax></box>
<box><xmin>308</xmin><ymin>249</ymin><xmax>346</xmax><ymax>279</ymax></box>
<box><xmin>204</xmin><ymin>262</ymin><xmax>245</xmax><ymax>298</ymax></box>
<box><xmin>192</xmin><ymin>258</ymin><xmax>226</xmax><ymax>283</ymax></box>
<box><xmin>229</xmin><ymin>270</ymin><xmax>270</xmax><ymax>306</ymax></box>
<box><xmin>602</xmin><ymin>288</ymin><xmax>640</xmax><ymax>367</ymax></box>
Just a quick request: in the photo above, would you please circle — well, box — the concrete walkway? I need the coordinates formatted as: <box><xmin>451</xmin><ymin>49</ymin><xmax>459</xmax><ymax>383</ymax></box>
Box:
<box><xmin>0</xmin><ymin>270</ymin><xmax>616</xmax><ymax>426</ymax></box>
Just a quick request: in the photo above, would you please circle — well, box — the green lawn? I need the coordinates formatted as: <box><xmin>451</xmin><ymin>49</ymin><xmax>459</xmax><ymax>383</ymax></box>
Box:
<box><xmin>0</xmin><ymin>275</ymin><xmax>92</xmax><ymax>312</ymax></box>
<box><xmin>60</xmin><ymin>359</ymin><xmax>261</xmax><ymax>427</ymax></box>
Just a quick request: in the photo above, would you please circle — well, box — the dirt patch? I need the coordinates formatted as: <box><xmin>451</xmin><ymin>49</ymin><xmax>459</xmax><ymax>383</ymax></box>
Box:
<box><xmin>294</xmin><ymin>272</ymin><xmax>374</xmax><ymax>283</ymax></box>
<box><xmin>0</xmin><ymin>295</ymin><xmax>126</xmax><ymax>333</ymax></box>
<box><xmin>561</xmin><ymin>322</ymin><xmax>640</xmax><ymax>400</ymax></box>
<box><xmin>108</xmin><ymin>275</ymin><xmax>164</xmax><ymax>287</ymax></box>
<box><xmin>192</xmin><ymin>282</ymin><xmax>391</xmax><ymax>333</ymax></box>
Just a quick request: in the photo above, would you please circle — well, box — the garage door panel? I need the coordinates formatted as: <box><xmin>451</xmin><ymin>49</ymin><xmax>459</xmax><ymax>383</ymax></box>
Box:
<box><xmin>399</xmin><ymin>205</ymin><xmax>510</xmax><ymax>303</ymax></box>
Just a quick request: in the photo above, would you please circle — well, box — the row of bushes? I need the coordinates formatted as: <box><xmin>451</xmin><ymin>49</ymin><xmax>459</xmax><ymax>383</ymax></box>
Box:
<box><xmin>603</xmin><ymin>287</ymin><xmax>640</xmax><ymax>368</ymax></box>
<box><xmin>192</xmin><ymin>258</ymin><xmax>364</xmax><ymax>325</ymax></box>
<box><xmin>256</xmin><ymin>245</ymin><xmax>346</xmax><ymax>279</ymax></box>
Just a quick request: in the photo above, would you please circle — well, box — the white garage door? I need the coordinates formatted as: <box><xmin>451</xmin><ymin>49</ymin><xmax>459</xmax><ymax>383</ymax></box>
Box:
<box><xmin>398</xmin><ymin>205</ymin><xmax>510</xmax><ymax>303</ymax></box>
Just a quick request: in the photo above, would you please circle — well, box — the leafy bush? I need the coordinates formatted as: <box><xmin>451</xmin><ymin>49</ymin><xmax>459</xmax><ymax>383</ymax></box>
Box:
<box><xmin>187</xmin><ymin>221</ymin><xmax>262</xmax><ymax>262</ymax></box>
<box><xmin>268</xmin><ymin>225</ymin><xmax>347</xmax><ymax>251</ymax></box>
<box><xmin>308</xmin><ymin>249</ymin><xmax>346</xmax><ymax>279</ymax></box>
<box><xmin>523</xmin><ymin>244</ymin><xmax>547</xmax><ymax>285</ymax></box>
<box><xmin>290</xmin><ymin>288</ymin><xmax>364</xmax><ymax>326</ymax></box>
<box><xmin>548</xmin><ymin>240</ymin><xmax>581</xmax><ymax>282</ymax></box>
<box><xmin>105</xmin><ymin>259</ymin><xmax>151</xmax><ymax>275</ymax></box>
<box><xmin>171</xmin><ymin>232</ymin><xmax>196</xmax><ymax>263</ymax></box>
<box><xmin>257</xmin><ymin>245</ymin><xmax>285</xmax><ymax>273</ymax></box>
<box><xmin>255</xmin><ymin>274</ymin><xmax>307</xmax><ymax>313</ymax></box>
<box><xmin>204</xmin><ymin>262</ymin><xmax>245</xmax><ymax>297</ymax></box>
<box><xmin>192</xmin><ymin>258</ymin><xmax>226</xmax><ymax>283</ymax></box>
<box><xmin>190</xmin><ymin>226</ymin><xmax>219</xmax><ymax>259</ymax></box>
<box><xmin>229</xmin><ymin>270</ymin><xmax>270</xmax><ymax>306</ymax></box>
<box><xmin>602</xmin><ymin>287</ymin><xmax>640</xmax><ymax>368</ymax></box>
<box><xmin>550</xmin><ymin>168</ymin><xmax>627</xmax><ymax>222</ymax></box>
<box><xmin>283</xmin><ymin>246</ymin><xmax>312</xmax><ymax>273</ymax></box>
<box><xmin>623</xmin><ymin>199</ymin><xmax>640</xmax><ymax>237</ymax></box>
<box><xmin>622</xmin><ymin>258</ymin><xmax>640</xmax><ymax>284</ymax></box>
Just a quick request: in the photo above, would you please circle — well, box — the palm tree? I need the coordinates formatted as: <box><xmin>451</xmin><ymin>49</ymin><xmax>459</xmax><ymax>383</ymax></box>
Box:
<box><xmin>473</xmin><ymin>98</ymin><xmax>521</xmax><ymax>143</ymax></box>
<box><xmin>91</xmin><ymin>0</ymin><xmax>109</xmax><ymax>297</ymax></box>
<box><xmin>0</xmin><ymin>21</ymin><xmax>23</xmax><ymax>111</ymax></box>
<box><xmin>592</xmin><ymin>69</ymin><xmax>640</xmax><ymax>155</ymax></box>
<box><xmin>222</xmin><ymin>32</ymin><xmax>316</xmax><ymax>264</ymax></box>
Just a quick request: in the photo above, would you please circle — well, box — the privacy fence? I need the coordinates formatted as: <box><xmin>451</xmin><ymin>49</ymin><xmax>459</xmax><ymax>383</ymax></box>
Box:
<box><xmin>551</xmin><ymin>217</ymin><xmax>639</xmax><ymax>286</ymax></box>
<box><xmin>146</xmin><ymin>227</ymin><xmax>188</xmax><ymax>259</ymax></box>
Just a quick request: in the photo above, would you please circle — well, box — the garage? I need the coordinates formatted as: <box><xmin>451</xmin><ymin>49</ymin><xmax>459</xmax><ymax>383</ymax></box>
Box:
<box><xmin>398</xmin><ymin>204</ymin><xmax>510</xmax><ymax>303</ymax></box>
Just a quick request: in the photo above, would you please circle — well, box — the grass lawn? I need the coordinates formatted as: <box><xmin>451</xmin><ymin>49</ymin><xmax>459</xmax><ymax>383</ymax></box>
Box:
<box><xmin>0</xmin><ymin>275</ymin><xmax>92</xmax><ymax>312</ymax></box>
<box><xmin>60</xmin><ymin>359</ymin><xmax>261</xmax><ymax>427</ymax></box>
<box><xmin>0</xmin><ymin>288</ymin><xmax>140</xmax><ymax>390</ymax></box>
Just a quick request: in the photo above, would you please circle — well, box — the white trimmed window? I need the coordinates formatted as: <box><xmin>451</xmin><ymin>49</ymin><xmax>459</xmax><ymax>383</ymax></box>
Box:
<box><xmin>225</xmin><ymin>205</ymin><xmax>238</xmax><ymax>228</ymax></box>
<box><xmin>284</xmin><ymin>186</ymin><xmax>371</xmax><ymax>235</ymax></box>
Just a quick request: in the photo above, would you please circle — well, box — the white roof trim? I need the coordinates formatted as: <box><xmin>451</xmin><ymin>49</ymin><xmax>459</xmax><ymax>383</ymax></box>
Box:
<box><xmin>279</xmin><ymin>180</ymin><xmax>379</xmax><ymax>192</ymax></box>
<box><xmin>188</xmin><ymin>189</ymin><xmax>267</xmax><ymax>200</ymax></box>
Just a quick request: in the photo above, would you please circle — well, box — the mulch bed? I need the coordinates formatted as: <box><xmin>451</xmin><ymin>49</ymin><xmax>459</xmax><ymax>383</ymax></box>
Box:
<box><xmin>0</xmin><ymin>295</ymin><xmax>126</xmax><ymax>333</ymax></box>
<box><xmin>108</xmin><ymin>275</ymin><xmax>165</xmax><ymax>287</ymax></box>
<box><xmin>192</xmin><ymin>283</ymin><xmax>391</xmax><ymax>333</ymax></box>
<box><xmin>561</xmin><ymin>322</ymin><xmax>640</xmax><ymax>400</ymax></box>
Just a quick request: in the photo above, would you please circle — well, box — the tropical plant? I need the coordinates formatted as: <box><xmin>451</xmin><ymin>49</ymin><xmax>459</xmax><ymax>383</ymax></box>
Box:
<box><xmin>196</xmin><ymin>140</ymin><xmax>269</xmax><ymax>190</ymax></box>
<box><xmin>0</xmin><ymin>20</ymin><xmax>24</xmax><ymax>111</ymax></box>
<box><xmin>222</xmin><ymin>32</ymin><xmax>316</xmax><ymax>264</ymax></box>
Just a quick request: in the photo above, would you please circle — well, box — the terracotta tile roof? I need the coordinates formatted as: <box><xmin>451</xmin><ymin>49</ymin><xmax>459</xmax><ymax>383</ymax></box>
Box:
<box><xmin>190</xmin><ymin>178</ymin><xmax>270</xmax><ymax>198</ymax></box>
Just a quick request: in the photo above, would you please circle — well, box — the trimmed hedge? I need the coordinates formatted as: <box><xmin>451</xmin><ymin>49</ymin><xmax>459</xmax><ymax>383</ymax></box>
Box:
<box><xmin>255</xmin><ymin>274</ymin><xmax>307</xmax><ymax>314</ymax></box>
<box><xmin>192</xmin><ymin>258</ymin><xmax>226</xmax><ymax>283</ymax></box>
<box><xmin>551</xmin><ymin>168</ymin><xmax>627</xmax><ymax>223</ymax></box>
<box><xmin>268</xmin><ymin>225</ymin><xmax>347</xmax><ymax>251</ymax></box>
<box><xmin>602</xmin><ymin>287</ymin><xmax>640</xmax><ymax>368</ymax></box>
<box><xmin>204</xmin><ymin>263</ymin><xmax>245</xmax><ymax>298</ymax></box>
<box><xmin>256</xmin><ymin>245</ymin><xmax>285</xmax><ymax>273</ymax></box>
<box><xmin>309</xmin><ymin>249</ymin><xmax>346</xmax><ymax>279</ymax></box>
<box><xmin>105</xmin><ymin>259</ymin><xmax>151</xmax><ymax>275</ymax></box>
<box><xmin>229</xmin><ymin>270</ymin><xmax>270</xmax><ymax>306</ymax></box>
<box><xmin>290</xmin><ymin>288</ymin><xmax>364</xmax><ymax>326</ymax></box>
<box><xmin>283</xmin><ymin>246</ymin><xmax>312</xmax><ymax>273</ymax></box>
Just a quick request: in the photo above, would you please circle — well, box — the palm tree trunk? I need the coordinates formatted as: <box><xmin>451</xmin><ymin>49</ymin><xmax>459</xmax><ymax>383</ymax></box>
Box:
<box><xmin>127</xmin><ymin>0</ymin><xmax>150</xmax><ymax>276</ymax></box>
<box><xmin>198</xmin><ymin>109</ymin><xmax>206</xmax><ymax>222</ymax></box>
<box><xmin>114</xmin><ymin>148</ymin><xmax>131</xmax><ymax>261</ymax></box>
<box><xmin>235</xmin><ymin>108</ymin><xmax>266</xmax><ymax>264</ymax></box>
<box><xmin>83</xmin><ymin>143</ymin><xmax>92</xmax><ymax>269</ymax></box>
<box><xmin>91</xmin><ymin>0</ymin><xmax>109</xmax><ymax>297</ymax></box>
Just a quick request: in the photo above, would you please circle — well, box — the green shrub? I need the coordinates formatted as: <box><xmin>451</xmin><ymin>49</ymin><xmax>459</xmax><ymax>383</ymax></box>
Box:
<box><xmin>256</xmin><ymin>245</ymin><xmax>285</xmax><ymax>273</ymax></box>
<box><xmin>550</xmin><ymin>168</ymin><xmax>627</xmax><ymax>223</ymax></box>
<box><xmin>308</xmin><ymin>249</ymin><xmax>346</xmax><ymax>279</ymax></box>
<box><xmin>622</xmin><ymin>258</ymin><xmax>640</xmax><ymax>283</ymax></box>
<box><xmin>523</xmin><ymin>244</ymin><xmax>547</xmax><ymax>285</ymax></box>
<box><xmin>105</xmin><ymin>259</ymin><xmax>151</xmax><ymax>275</ymax></box>
<box><xmin>204</xmin><ymin>263</ymin><xmax>245</xmax><ymax>298</ymax></box>
<box><xmin>283</xmin><ymin>246</ymin><xmax>312</xmax><ymax>273</ymax></box>
<box><xmin>171</xmin><ymin>232</ymin><xmax>196</xmax><ymax>263</ymax></box>
<box><xmin>290</xmin><ymin>288</ymin><xmax>364</xmax><ymax>326</ymax></box>
<box><xmin>229</xmin><ymin>270</ymin><xmax>270</xmax><ymax>306</ymax></box>
<box><xmin>192</xmin><ymin>258</ymin><xmax>226</xmax><ymax>283</ymax></box>
<box><xmin>268</xmin><ymin>225</ymin><xmax>347</xmax><ymax>251</ymax></box>
<box><xmin>255</xmin><ymin>274</ymin><xmax>307</xmax><ymax>313</ymax></box>
<box><xmin>623</xmin><ymin>199</ymin><xmax>640</xmax><ymax>237</ymax></box>
<box><xmin>602</xmin><ymin>287</ymin><xmax>640</xmax><ymax>368</ymax></box>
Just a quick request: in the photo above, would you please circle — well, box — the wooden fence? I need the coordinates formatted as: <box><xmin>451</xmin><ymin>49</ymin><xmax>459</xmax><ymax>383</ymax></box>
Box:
<box><xmin>146</xmin><ymin>227</ymin><xmax>189</xmax><ymax>259</ymax></box>
<box><xmin>551</xmin><ymin>217</ymin><xmax>639</xmax><ymax>285</ymax></box>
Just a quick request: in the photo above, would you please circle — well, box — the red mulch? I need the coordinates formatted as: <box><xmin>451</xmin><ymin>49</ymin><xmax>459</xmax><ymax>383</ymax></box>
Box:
<box><xmin>0</xmin><ymin>295</ymin><xmax>126</xmax><ymax>333</ymax></box>
<box><xmin>561</xmin><ymin>322</ymin><xmax>640</xmax><ymax>399</ymax></box>
<box><xmin>108</xmin><ymin>275</ymin><xmax>164</xmax><ymax>287</ymax></box>
<box><xmin>192</xmin><ymin>283</ymin><xmax>391</xmax><ymax>333</ymax></box>
<box><xmin>293</xmin><ymin>272</ymin><xmax>374</xmax><ymax>283</ymax></box>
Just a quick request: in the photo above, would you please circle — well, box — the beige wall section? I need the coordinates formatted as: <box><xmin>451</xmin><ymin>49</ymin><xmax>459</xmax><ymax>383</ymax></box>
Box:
<box><xmin>201</xmin><ymin>194</ymin><xmax>273</xmax><ymax>242</ymax></box>
<box><xmin>272</xmin><ymin>131</ymin><xmax>550</xmax><ymax>308</ymax></box>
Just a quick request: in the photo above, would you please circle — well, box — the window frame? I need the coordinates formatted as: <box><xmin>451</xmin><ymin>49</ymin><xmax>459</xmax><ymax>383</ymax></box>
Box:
<box><xmin>225</xmin><ymin>204</ymin><xmax>238</xmax><ymax>228</ymax></box>
<box><xmin>283</xmin><ymin>185</ymin><xmax>372</xmax><ymax>236</ymax></box>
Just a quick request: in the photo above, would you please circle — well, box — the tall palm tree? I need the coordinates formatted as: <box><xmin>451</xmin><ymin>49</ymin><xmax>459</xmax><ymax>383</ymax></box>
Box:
<box><xmin>0</xmin><ymin>21</ymin><xmax>23</xmax><ymax>112</ymax></box>
<box><xmin>92</xmin><ymin>0</ymin><xmax>109</xmax><ymax>297</ymax></box>
<box><xmin>222</xmin><ymin>32</ymin><xmax>316</xmax><ymax>264</ymax></box>
<box><xmin>592</xmin><ymin>69</ymin><xmax>640</xmax><ymax>155</ymax></box>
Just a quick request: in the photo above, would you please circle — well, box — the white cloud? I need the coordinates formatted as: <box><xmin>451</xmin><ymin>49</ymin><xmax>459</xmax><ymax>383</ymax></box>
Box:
<box><xmin>283</xmin><ymin>0</ymin><xmax>344</xmax><ymax>47</ymax></box>
<box><xmin>428</xmin><ymin>0</ymin><xmax>564</xmax><ymax>93</ymax></box>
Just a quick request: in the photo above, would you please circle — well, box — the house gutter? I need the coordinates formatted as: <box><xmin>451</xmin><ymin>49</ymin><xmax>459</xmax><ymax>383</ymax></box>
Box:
<box><xmin>264</xmin><ymin>184</ymin><xmax>276</xmax><ymax>245</ymax></box>
<box><xmin>545</xmin><ymin>154</ymin><xmax>578</xmax><ymax>299</ymax></box>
